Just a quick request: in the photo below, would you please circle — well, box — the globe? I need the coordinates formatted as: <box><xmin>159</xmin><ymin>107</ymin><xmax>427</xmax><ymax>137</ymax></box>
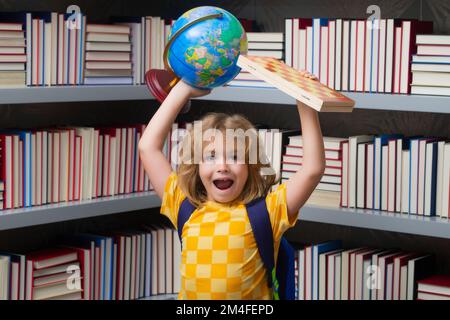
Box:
<box><xmin>167</xmin><ymin>6</ymin><xmax>248</xmax><ymax>89</ymax></box>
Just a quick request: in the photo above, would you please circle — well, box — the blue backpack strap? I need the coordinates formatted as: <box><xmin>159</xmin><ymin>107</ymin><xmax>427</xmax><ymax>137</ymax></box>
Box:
<box><xmin>245</xmin><ymin>197</ymin><xmax>280</xmax><ymax>300</ymax></box>
<box><xmin>177</xmin><ymin>197</ymin><xmax>196</xmax><ymax>243</ymax></box>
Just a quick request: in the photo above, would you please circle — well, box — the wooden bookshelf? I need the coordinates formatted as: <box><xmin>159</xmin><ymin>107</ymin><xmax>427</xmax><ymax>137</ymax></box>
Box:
<box><xmin>1</xmin><ymin>85</ymin><xmax>450</xmax><ymax>114</ymax></box>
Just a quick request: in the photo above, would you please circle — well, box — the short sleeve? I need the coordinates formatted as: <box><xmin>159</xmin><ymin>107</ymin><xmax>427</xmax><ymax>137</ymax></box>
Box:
<box><xmin>160</xmin><ymin>172</ymin><xmax>186</xmax><ymax>229</ymax></box>
<box><xmin>265</xmin><ymin>183</ymin><xmax>299</xmax><ymax>241</ymax></box>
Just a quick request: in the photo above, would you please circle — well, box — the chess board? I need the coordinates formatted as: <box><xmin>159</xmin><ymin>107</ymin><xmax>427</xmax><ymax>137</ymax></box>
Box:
<box><xmin>237</xmin><ymin>55</ymin><xmax>355</xmax><ymax>112</ymax></box>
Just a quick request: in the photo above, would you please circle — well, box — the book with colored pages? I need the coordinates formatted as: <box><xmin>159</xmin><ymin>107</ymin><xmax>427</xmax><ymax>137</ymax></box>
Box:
<box><xmin>236</xmin><ymin>55</ymin><xmax>355</xmax><ymax>112</ymax></box>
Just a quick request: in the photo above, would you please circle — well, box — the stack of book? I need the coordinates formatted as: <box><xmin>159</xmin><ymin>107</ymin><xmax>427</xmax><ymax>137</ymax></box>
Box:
<box><xmin>0</xmin><ymin>20</ymin><xmax>26</xmax><ymax>86</ymax></box>
<box><xmin>411</xmin><ymin>35</ymin><xmax>450</xmax><ymax>96</ymax></box>
<box><xmin>281</xmin><ymin>135</ymin><xmax>347</xmax><ymax>207</ymax></box>
<box><xmin>285</xmin><ymin>18</ymin><xmax>433</xmax><ymax>93</ymax></box>
<box><xmin>294</xmin><ymin>241</ymin><xmax>436</xmax><ymax>300</ymax></box>
<box><xmin>341</xmin><ymin>135</ymin><xmax>450</xmax><ymax>219</ymax></box>
<box><xmin>25</xmin><ymin>248</ymin><xmax>82</xmax><ymax>300</ymax></box>
<box><xmin>417</xmin><ymin>275</ymin><xmax>450</xmax><ymax>300</ymax></box>
<box><xmin>84</xmin><ymin>24</ymin><xmax>133</xmax><ymax>85</ymax></box>
<box><xmin>227</xmin><ymin>32</ymin><xmax>283</xmax><ymax>88</ymax></box>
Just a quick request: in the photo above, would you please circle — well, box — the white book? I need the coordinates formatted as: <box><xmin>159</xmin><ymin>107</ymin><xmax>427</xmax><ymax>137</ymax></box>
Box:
<box><xmin>381</xmin><ymin>145</ymin><xmax>388</xmax><ymax>211</ymax></box>
<box><xmin>349</xmin><ymin>135</ymin><xmax>374</xmax><ymax>208</ymax></box>
<box><xmin>388</xmin><ymin>139</ymin><xmax>397</xmax><ymax>212</ymax></box>
<box><xmin>306</xmin><ymin>26</ymin><xmax>313</xmax><ymax>73</ymax></box>
<box><xmin>396</xmin><ymin>139</ymin><xmax>403</xmax><ymax>212</ymax></box>
<box><xmin>173</xmin><ymin>230</ymin><xmax>181</xmax><ymax>294</ymax></box>
<box><xmin>298</xmin><ymin>28</ymin><xmax>306</xmax><ymax>71</ymax></box>
<box><xmin>112</xmin><ymin>243</ymin><xmax>117</xmax><ymax>300</ymax></box>
<box><xmin>349</xmin><ymin>20</ymin><xmax>357</xmax><ymax>91</ymax></box>
<box><xmin>371</xmin><ymin>19</ymin><xmax>379</xmax><ymax>93</ymax></box>
<box><xmin>356</xmin><ymin>143</ymin><xmax>367</xmax><ymax>208</ymax></box>
<box><xmin>393</xmin><ymin>26</ymin><xmax>402</xmax><ymax>93</ymax></box>
<box><xmin>386</xmin><ymin>263</ymin><xmax>394</xmax><ymax>300</ymax></box>
<box><xmin>319</xmin><ymin>26</ymin><xmax>328</xmax><ymax>85</ymax></box>
<box><xmin>140</xmin><ymin>234</ymin><xmax>146</xmax><ymax>298</ymax></box>
<box><xmin>31</xmin><ymin>133</ymin><xmax>36</xmax><ymax>206</ymax></box>
<box><xmin>299</xmin><ymin>249</ymin><xmax>305</xmax><ymax>300</ymax></box>
<box><xmin>44</xmin><ymin>22</ymin><xmax>52</xmax><ymax>86</ymax></box>
<box><xmin>334</xmin><ymin>254</ymin><xmax>342</xmax><ymax>300</ymax></box>
<box><xmin>129</xmin><ymin>235</ymin><xmax>136</xmax><ymax>300</ymax></box>
<box><xmin>285</xmin><ymin>19</ymin><xmax>293</xmax><ymax>67</ymax></box>
<box><xmin>400</xmin><ymin>21</ymin><xmax>412</xmax><ymax>93</ymax></box>
<box><xmin>335</xmin><ymin>19</ymin><xmax>342</xmax><ymax>91</ymax></box>
<box><xmin>292</xmin><ymin>18</ymin><xmax>299</xmax><ymax>70</ymax></box>
<box><xmin>59</xmin><ymin>130</ymin><xmax>69</xmax><ymax>202</ymax></box>
<box><xmin>312</xmin><ymin>19</ymin><xmax>322</xmax><ymax>78</ymax></box>
<box><xmin>305</xmin><ymin>246</ymin><xmax>312</xmax><ymax>300</ymax></box>
<box><xmin>150</xmin><ymin>228</ymin><xmax>158</xmax><ymax>296</ymax></box>
<box><xmin>123</xmin><ymin>236</ymin><xmax>131</xmax><ymax>300</ymax></box>
<box><xmin>341</xmin><ymin>20</ymin><xmax>350</xmax><ymax>91</ymax></box>
<box><xmin>356</xmin><ymin>20</ymin><xmax>365</xmax><ymax>92</ymax></box>
<box><xmin>364</xmin><ymin>20</ymin><xmax>372</xmax><ymax>92</ymax></box>
<box><xmin>378</xmin><ymin>19</ymin><xmax>386</xmax><ymax>92</ymax></box>
<box><xmin>385</xmin><ymin>19</ymin><xmax>395</xmax><ymax>93</ymax></box>
<box><xmin>272</xmin><ymin>130</ymin><xmax>283</xmax><ymax>181</ymax></box>
<box><xmin>52</xmin><ymin>132</ymin><xmax>60</xmax><ymax>203</ymax></box>
<box><xmin>417</xmin><ymin>139</ymin><xmax>428</xmax><ymax>215</ymax></box>
<box><xmin>366</xmin><ymin>143</ymin><xmax>374</xmax><ymax>209</ymax></box>
<box><xmin>340</xmin><ymin>248</ymin><xmax>366</xmax><ymax>300</ymax></box>
<box><xmin>165</xmin><ymin>228</ymin><xmax>173</xmax><ymax>294</ymax></box>
<box><xmin>328</xmin><ymin>21</ymin><xmax>336</xmax><ymax>89</ymax></box>
<box><xmin>67</xmin><ymin>130</ymin><xmax>75</xmax><ymax>202</ymax></box>
<box><xmin>134</xmin><ymin>234</ymin><xmax>141</xmax><ymax>299</ymax></box>
<box><xmin>442</xmin><ymin>143</ymin><xmax>450</xmax><ymax>218</ymax></box>
<box><xmin>157</xmin><ymin>228</ymin><xmax>165</xmax><ymax>294</ymax></box>
<box><xmin>341</xmin><ymin>141</ymin><xmax>349</xmax><ymax>207</ymax></box>
<box><xmin>247</xmin><ymin>50</ymin><xmax>283</xmax><ymax>59</ymax></box>
<box><xmin>401</xmin><ymin>150</ymin><xmax>410</xmax><ymax>213</ymax></box>
<box><xmin>110</xmin><ymin>137</ymin><xmax>117</xmax><ymax>196</ymax></box>
<box><xmin>247</xmin><ymin>32</ymin><xmax>283</xmax><ymax>42</ymax></box>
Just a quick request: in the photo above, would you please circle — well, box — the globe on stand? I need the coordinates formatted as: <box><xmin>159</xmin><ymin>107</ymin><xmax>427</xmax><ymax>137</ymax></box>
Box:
<box><xmin>145</xmin><ymin>6</ymin><xmax>248</xmax><ymax>112</ymax></box>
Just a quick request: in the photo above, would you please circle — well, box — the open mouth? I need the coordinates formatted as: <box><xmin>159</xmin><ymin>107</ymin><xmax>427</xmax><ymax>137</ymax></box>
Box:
<box><xmin>213</xmin><ymin>179</ymin><xmax>234</xmax><ymax>191</ymax></box>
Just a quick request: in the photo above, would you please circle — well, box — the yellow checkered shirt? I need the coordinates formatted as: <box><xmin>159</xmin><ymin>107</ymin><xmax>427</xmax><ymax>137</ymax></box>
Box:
<box><xmin>160</xmin><ymin>172</ymin><xmax>298</xmax><ymax>300</ymax></box>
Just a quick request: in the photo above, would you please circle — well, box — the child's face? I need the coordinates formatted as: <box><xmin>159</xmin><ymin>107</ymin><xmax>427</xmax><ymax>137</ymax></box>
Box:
<box><xmin>199</xmin><ymin>141</ymin><xmax>249</xmax><ymax>204</ymax></box>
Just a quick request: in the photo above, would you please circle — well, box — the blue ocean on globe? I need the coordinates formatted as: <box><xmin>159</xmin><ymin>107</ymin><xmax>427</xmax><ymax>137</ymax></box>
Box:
<box><xmin>167</xmin><ymin>6</ymin><xmax>248</xmax><ymax>89</ymax></box>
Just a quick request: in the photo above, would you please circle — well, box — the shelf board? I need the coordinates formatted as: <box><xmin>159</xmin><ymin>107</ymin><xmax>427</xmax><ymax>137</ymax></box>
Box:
<box><xmin>299</xmin><ymin>205</ymin><xmax>450</xmax><ymax>239</ymax></box>
<box><xmin>1</xmin><ymin>191</ymin><xmax>449</xmax><ymax>238</ymax></box>
<box><xmin>0</xmin><ymin>192</ymin><xmax>161</xmax><ymax>231</ymax></box>
<box><xmin>197</xmin><ymin>86</ymin><xmax>450</xmax><ymax>114</ymax></box>
<box><xmin>1</xmin><ymin>85</ymin><xmax>449</xmax><ymax>113</ymax></box>
<box><xmin>0</xmin><ymin>85</ymin><xmax>154</xmax><ymax>104</ymax></box>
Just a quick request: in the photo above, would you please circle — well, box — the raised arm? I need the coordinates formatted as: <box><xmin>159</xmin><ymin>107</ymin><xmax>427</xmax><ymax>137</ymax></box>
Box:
<box><xmin>285</xmin><ymin>78</ymin><xmax>325</xmax><ymax>221</ymax></box>
<box><xmin>138</xmin><ymin>80</ymin><xmax>210</xmax><ymax>199</ymax></box>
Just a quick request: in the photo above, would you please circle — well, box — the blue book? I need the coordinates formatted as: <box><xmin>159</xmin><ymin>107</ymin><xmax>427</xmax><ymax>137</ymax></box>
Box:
<box><xmin>424</xmin><ymin>140</ymin><xmax>439</xmax><ymax>216</ymax></box>
<box><xmin>312</xmin><ymin>240</ymin><xmax>342</xmax><ymax>300</ymax></box>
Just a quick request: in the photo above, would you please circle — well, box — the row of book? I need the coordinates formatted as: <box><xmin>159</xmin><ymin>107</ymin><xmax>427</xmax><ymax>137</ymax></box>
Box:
<box><xmin>285</xmin><ymin>18</ymin><xmax>433</xmax><ymax>94</ymax></box>
<box><xmin>0</xmin><ymin>12</ymin><xmax>172</xmax><ymax>86</ymax></box>
<box><xmin>293</xmin><ymin>240</ymin><xmax>449</xmax><ymax>300</ymax></box>
<box><xmin>410</xmin><ymin>34</ymin><xmax>450</xmax><ymax>96</ymax></box>
<box><xmin>341</xmin><ymin>135</ymin><xmax>450</xmax><ymax>218</ymax></box>
<box><xmin>0</xmin><ymin>225</ymin><xmax>180</xmax><ymax>300</ymax></box>
<box><xmin>0</xmin><ymin>125</ymin><xmax>158</xmax><ymax>210</ymax></box>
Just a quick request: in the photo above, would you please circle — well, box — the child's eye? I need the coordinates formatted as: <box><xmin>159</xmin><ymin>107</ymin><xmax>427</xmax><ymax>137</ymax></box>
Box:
<box><xmin>204</xmin><ymin>154</ymin><xmax>216</xmax><ymax>162</ymax></box>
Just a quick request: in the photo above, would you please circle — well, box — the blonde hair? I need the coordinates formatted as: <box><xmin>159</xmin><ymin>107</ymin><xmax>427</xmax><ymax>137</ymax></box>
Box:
<box><xmin>177</xmin><ymin>113</ymin><xmax>276</xmax><ymax>207</ymax></box>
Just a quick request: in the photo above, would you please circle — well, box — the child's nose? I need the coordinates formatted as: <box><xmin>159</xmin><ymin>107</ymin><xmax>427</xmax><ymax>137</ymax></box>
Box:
<box><xmin>216</xmin><ymin>161</ymin><xmax>229</xmax><ymax>172</ymax></box>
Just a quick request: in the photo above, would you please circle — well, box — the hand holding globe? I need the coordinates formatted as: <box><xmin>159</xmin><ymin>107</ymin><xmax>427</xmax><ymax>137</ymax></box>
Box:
<box><xmin>145</xmin><ymin>6</ymin><xmax>248</xmax><ymax>112</ymax></box>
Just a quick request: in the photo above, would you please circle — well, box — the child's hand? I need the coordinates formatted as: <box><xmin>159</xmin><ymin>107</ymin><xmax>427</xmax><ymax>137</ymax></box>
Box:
<box><xmin>176</xmin><ymin>80</ymin><xmax>212</xmax><ymax>98</ymax></box>
<box><xmin>299</xmin><ymin>70</ymin><xmax>318</xmax><ymax>81</ymax></box>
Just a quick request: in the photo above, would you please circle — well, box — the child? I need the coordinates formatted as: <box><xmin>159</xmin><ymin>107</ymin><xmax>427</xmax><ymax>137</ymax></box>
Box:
<box><xmin>138</xmin><ymin>75</ymin><xmax>325</xmax><ymax>300</ymax></box>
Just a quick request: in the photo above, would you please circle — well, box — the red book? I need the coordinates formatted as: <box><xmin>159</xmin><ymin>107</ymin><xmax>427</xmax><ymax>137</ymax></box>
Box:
<box><xmin>25</xmin><ymin>248</ymin><xmax>79</xmax><ymax>300</ymax></box>
<box><xmin>417</xmin><ymin>275</ymin><xmax>450</xmax><ymax>297</ymax></box>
